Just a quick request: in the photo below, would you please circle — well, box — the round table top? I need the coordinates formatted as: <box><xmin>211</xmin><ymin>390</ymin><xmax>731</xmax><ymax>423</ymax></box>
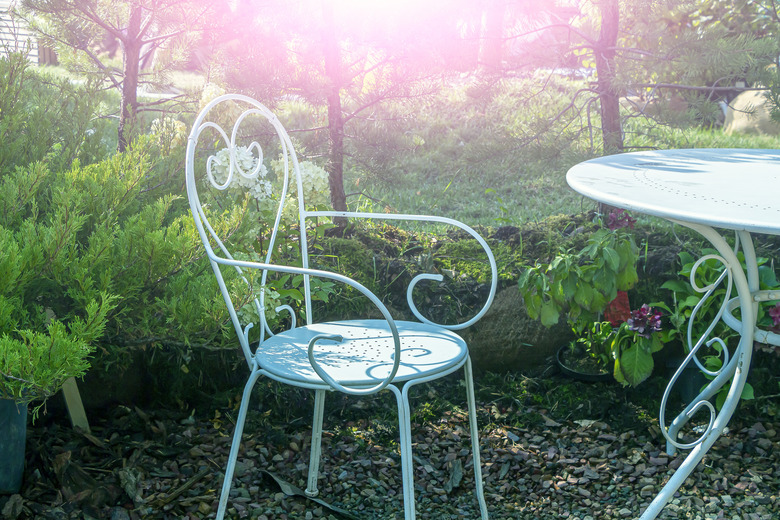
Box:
<box><xmin>566</xmin><ymin>148</ymin><xmax>780</xmax><ymax>235</ymax></box>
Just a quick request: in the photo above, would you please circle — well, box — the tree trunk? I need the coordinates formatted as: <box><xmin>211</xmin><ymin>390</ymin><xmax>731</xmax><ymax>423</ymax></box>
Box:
<box><xmin>595</xmin><ymin>0</ymin><xmax>622</xmax><ymax>153</ymax></box>
<box><xmin>118</xmin><ymin>6</ymin><xmax>142</xmax><ymax>153</ymax></box>
<box><xmin>478</xmin><ymin>0</ymin><xmax>504</xmax><ymax>73</ymax></box>
<box><xmin>321</xmin><ymin>0</ymin><xmax>348</xmax><ymax>216</ymax></box>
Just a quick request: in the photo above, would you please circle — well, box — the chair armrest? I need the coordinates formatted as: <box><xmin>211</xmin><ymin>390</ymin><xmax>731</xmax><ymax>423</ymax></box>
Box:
<box><xmin>211</xmin><ymin>255</ymin><xmax>401</xmax><ymax>396</ymax></box>
<box><xmin>307</xmin><ymin>210</ymin><xmax>498</xmax><ymax>330</ymax></box>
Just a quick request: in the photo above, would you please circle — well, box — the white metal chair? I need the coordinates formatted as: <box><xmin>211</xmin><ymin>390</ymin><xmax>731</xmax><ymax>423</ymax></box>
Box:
<box><xmin>185</xmin><ymin>94</ymin><xmax>496</xmax><ymax>520</ymax></box>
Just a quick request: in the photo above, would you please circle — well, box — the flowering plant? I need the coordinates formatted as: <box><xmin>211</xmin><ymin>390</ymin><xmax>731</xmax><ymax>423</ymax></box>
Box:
<box><xmin>610</xmin><ymin>304</ymin><xmax>665</xmax><ymax>386</ymax></box>
<box><xmin>209</xmin><ymin>146</ymin><xmax>273</xmax><ymax>202</ymax></box>
<box><xmin>606</xmin><ymin>209</ymin><xmax>636</xmax><ymax>231</ymax></box>
<box><xmin>769</xmin><ymin>303</ymin><xmax>780</xmax><ymax>333</ymax></box>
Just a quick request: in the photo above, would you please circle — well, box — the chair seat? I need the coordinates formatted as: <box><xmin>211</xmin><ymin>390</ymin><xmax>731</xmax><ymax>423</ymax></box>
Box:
<box><xmin>256</xmin><ymin>319</ymin><xmax>468</xmax><ymax>387</ymax></box>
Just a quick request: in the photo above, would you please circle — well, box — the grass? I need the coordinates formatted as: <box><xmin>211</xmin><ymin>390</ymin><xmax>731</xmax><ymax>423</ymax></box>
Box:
<box><xmin>337</xmin><ymin>78</ymin><xmax>780</xmax><ymax>227</ymax></box>
<box><xmin>36</xmin><ymin>63</ymin><xmax>780</xmax><ymax>228</ymax></box>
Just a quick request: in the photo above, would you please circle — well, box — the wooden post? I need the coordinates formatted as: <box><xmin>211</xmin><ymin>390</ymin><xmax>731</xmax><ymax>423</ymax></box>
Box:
<box><xmin>61</xmin><ymin>377</ymin><xmax>90</xmax><ymax>433</ymax></box>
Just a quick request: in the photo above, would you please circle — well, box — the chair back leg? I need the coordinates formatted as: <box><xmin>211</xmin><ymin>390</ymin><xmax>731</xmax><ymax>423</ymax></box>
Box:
<box><xmin>305</xmin><ymin>389</ymin><xmax>327</xmax><ymax>497</ymax></box>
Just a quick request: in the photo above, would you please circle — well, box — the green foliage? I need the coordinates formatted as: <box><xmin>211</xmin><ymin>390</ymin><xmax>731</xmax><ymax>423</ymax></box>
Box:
<box><xmin>434</xmin><ymin>237</ymin><xmax>520</xmax><ymax>284</ymax></box>
<box><xmin>0</xmin><ymin>153</ymin><xmax>120</xmax><ymax>404</ymax></box>
<box><xmin>0</xmin><ymin>52</ymin><xmax>111</xmax><ymax>175</ymax></box>
<box><xmin>346</xmin><ymin>77</ymin><xmax>593</xmax><ymax>224</ymax></box>
<box><xmin>19</xmin><ymin>0</ymin><xmax>218</xmax><ymax>150</ymax></box>
<box><xmin>516</xmin><ymin>219</ymin><xmax>678</xmax><ymax>387</ymax></box>
<box><xmin>519</xmin><ymin>226</ymin><xmax>639</xmax><ymax>328</ymax></box>
<box><xmin>610</xmin><ymin>320</ymin><xmax>664</xmax><ymax>387</ymax></box>
<box><xmin>573</xmin><ymin>320</ymin><xmax>615</xmax><ymax>370</ymax></box>
<box><xmin>0</xmin><ymin>295</ymin><xmax>116</xmax><ymax>405</ymax></box>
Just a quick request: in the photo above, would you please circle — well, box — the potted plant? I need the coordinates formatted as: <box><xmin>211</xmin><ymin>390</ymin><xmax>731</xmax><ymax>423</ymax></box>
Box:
<box><xmin>557</xmin><ymin>319</ymin><xmax>615</xmax><ymax>381</ymax></box>
<box><xmin>609</xmin><ymin>304</ymin><xmax>665</xmax><ymax>386</ymax></box>
<box><xmin>0</xmin><ymin>296</ymin><xmax>114</xmax><ymax>494</ymax></box>
<box><xmin>519</xmin><ymin>211</ymin><xmax>663</xmax><ymax>385</ymax></box>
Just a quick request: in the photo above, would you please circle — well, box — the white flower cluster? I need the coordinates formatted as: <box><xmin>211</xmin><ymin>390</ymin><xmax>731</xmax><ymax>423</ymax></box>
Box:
<box><xmin>271</xmin><ymin>159</ymin><xmax>331</xmax><ymax>210</ymax></box>
<box><xmin>209</xmin><ymin>146</ymin><xmax>273</xmax><ymax>202</ymax></box>
<box><xmin>199</xmin><ymin>83</ymin><xmax>227</xmax><ymax>111</ymax></box>
<box><xmin>298</xmin><ymin>161</ymin><xmax>331</xmax><ymax>208</ymax></box>
<box><xmin>150</xmin><ymin>117</ymin><xmax>186</xmax><ymax>149</ymax></box>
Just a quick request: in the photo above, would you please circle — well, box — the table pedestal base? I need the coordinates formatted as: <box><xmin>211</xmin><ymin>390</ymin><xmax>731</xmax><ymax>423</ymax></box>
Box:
<box><xmin>640</xmin><ymin>223</ymin><xmax>776</xmax><ymax>520</ymax></box>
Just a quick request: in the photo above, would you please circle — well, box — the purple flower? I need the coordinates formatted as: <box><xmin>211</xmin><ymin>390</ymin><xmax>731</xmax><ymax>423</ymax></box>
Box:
<box><xmin>607</xmin><ymin>210</ymin><xmax>636</xmax><ymax>231</ymax></box>
<box><xmin>627</xmin><ymin>304</ymin><xmax>663</xmax><ymax>338</ymax></box>
<box><xmin>770</xmin><ymin>303</ymin><xmax>780</xmax><ymax>332</ymax></box>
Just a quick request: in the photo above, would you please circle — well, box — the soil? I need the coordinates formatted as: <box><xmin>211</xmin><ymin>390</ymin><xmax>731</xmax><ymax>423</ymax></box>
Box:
<box><xmin>3</xmin><ymin>350</ymin><xmax>780</xmax><ymax>520</ymax></box>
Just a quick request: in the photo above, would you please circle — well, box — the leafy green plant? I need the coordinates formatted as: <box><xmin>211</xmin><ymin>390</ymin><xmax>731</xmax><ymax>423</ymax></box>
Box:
<box><xmin>610</xmin><ymin>304</ymin><xmax>665</xmax><ymax>386</ymax></box>
<box><xmin>518</xmin><ymin>212</ymin><xmax>672</xmax><ymax>385</ymax></box>
<box><xmin>0</xmin><ymin>51</ymin><xmax>111</xmax><ymax>175</ymax></box>
<box><xmin>518</xmin><ymin>214</ymin><xmax>639</xmax><ymax>328</ymax></box>
<box><xmin>0</xmin><ymin>157</ymin><xmax>119</xmax><ymax>411</ymax></box>
<box><xmin>0</xmin><ymin>296</ymin><xmax>115</xmax><ymax>407</ymax></box>
<box><xmin>572</xmin><ymin>320</ymin><xmax>615</xmax><ymax>370</ymax></box>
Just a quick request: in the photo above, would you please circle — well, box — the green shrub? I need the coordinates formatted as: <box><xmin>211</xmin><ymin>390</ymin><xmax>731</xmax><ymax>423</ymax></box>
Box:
<box><xmin>0</xmin><ymin>158</ymin><xmax>118</xmax><ymax>408</ymax></box>
<box><xmin>0</xmin><ymin>52</ymin><xmax>113</xmax><ymax>175</ymax></box>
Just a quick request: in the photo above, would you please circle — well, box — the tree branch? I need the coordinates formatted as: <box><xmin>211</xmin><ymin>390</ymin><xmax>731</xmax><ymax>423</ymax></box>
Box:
<box><xmin>502</xmin><ymin>22</ymin><xmax>597</xmax><ymax>47</ymax></box>
<box><xmin>633</xmin><ymin>83</ymin><xmax>761</xmax><ymax>93</ymax></box>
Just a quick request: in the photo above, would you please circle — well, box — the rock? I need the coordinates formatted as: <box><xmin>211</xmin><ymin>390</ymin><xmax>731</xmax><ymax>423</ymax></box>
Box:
<box><xmin>724</xmin><ymin>90</ymin><xmax>780</xmax><ymax>135</ymax></box>
<box><xmin>462</xmin><ymin>287</ymin><xmax>572</xmax><ymax>372</ymax></box>
<box><xmin>109</xmin><ymin>507</ymin><xmax>131</xmax><ymax>520</ymax></box>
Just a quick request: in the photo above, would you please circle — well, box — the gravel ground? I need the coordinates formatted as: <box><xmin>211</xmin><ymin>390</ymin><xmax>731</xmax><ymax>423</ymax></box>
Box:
<box><xmin>2</xmin><ymin>367</ymin><xmax>779</xmax><ymax>520</ymax></box>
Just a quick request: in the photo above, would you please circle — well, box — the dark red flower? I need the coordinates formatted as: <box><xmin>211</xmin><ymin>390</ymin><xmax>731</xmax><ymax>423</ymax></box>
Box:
<box><xmin>770</xmin><ymin>302</ymin><xmax>780</xmax><ymax>333</ymax></box>
<box><xmin>607</xmin><ymin>210</ymin><xmax>636</xmax><ymax>231</ymax></box>
<box><xmin>627</xmin><ymin>304</ymin><xmax>662</xmax><ymax>338</ymax></box>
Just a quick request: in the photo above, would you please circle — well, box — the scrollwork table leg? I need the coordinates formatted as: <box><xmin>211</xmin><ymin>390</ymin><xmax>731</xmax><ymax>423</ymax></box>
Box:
<box><xmin>640</xmin><ymin>224</ymin><xmax>757</xmax><ymax>520</ymax></box>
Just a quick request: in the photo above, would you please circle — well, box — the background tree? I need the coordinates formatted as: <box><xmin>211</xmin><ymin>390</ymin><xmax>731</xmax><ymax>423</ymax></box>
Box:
<box><xmin>500</xmin><ymin>0</ymin><xmax>778</xmax><ymax>152</ymax></box>
<box><xmin>205</xmin><ymin>0</ymin><xmax>465</xmax><ymax>213</ymax></box>
<box><xmin>18</xmin><ymin>0</ymin><xmax>220</xmax><ymax>151</ymax></box>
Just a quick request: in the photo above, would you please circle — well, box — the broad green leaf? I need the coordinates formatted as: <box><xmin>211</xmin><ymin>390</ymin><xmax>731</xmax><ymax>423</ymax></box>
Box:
<box><xmin>758</xmin><ymin>265</ymin><xmax>778</xmax><ymax>288</ymax></box>
<box><xmin>603</xmin><ymin>247</ymin><xmax>620</xmax><ymax>272</ymax></box>
<box><xmin>616</xmin><ymin>264</ymin><xmax>638</xmax><ymax>291</ymax></box>
<box><xmin>741</xmin><ymin>382</ymin><xmax>754</xmax><ymax>401</ymax></box>
<box><xmin>613</xmin><ymin>357</ymin><xmax>626</xmax><ymax>385</ymax></box>
<box><xmin>649</xmin><ymin>334</ymin><xmax>664</xmax><ymax>353</ymax></box>
<box><xmin>276</xmin><ymin>288</ymin><xmax>304</xmax><ymax>302</ymax></box>
<box><xmin>574</xmin><ymin>284</ymin><xmax>594</xmax><ymax>308</ymax></box>
<box><xmin>561</xmin><ymin>274</ymin><xmax>578</xmax><ymax>299</ymax></box>
<box><xmin>661</xmin><ymin>280</ymin><xmax>689</xmax><ymax>292</ymax></box>
<box><xmin>619</xmin><ymin>344</ymin><xmax>654</xmax><ymax>387</ymax></box>
<box><xmin>540</xmin><ymin>302</ymin><xmax>560</xmax><ymax>327</ymax></box>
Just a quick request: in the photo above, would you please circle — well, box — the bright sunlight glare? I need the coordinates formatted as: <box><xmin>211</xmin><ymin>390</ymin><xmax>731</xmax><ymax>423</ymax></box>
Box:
<box><xmin>332</xmin><ymin>0</ymin><xmax>420</xmax><ymax>19</ymax></box>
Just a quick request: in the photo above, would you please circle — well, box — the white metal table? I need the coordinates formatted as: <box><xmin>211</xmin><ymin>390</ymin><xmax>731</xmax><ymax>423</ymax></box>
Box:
<box><xmin>567</xmin><ymin>148</ymin><xmax>780</xmax><ymax>520</ymax></box>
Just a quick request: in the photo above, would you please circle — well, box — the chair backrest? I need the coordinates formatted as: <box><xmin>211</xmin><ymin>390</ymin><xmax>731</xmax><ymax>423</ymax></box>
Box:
<box><xmin>186</xmin><ymin>94</ymin><xmax>498</xmax><ymax>371</ymax></box>
<box><xmin>186</xmin><ymin>94</ymin><xmax>319</xmax><ymax>366</ymax></box>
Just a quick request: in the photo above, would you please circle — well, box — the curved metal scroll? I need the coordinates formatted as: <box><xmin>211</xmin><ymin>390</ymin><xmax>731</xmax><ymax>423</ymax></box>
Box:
<box><xmin>659</xmin><ymin>254</ymin><xmax>732</xmax><ymax>451</ymax></box>
<box><xmin>306</xmin><ymin>211</ymin><xmax>498</xmax><ymax>331</ymax></box>
<box><xmin>186</xmin><ymin>94</ymin><xmax>404</xmax><ymax>394</ymax></box>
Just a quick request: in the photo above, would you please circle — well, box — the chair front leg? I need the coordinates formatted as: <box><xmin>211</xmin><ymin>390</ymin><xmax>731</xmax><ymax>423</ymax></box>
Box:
<box><xmin>305</xmin><ymin>389</ymin><xmax>327</xmax><ymax>497</ymax></box>
<box><xmin>216</xmin><ymin>370</ymin><xmax>262</xmax><ymax>520</ymax></box>
<box><xmin>389</xmin><ymin>384</ymin><xmax>416</xmax><ymax>520</ymax></box>
<box><xmin>465</xmin><ymin>357</ymin><xmax>489</xmax><ymax>519</ymax></box>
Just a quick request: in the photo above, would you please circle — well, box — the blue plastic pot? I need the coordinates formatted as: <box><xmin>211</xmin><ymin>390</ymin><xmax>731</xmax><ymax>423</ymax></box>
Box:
<box><xmin>0</xmin><ymin>399</ymin><xmax>27</xmax><ymax>494</ymax></box>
